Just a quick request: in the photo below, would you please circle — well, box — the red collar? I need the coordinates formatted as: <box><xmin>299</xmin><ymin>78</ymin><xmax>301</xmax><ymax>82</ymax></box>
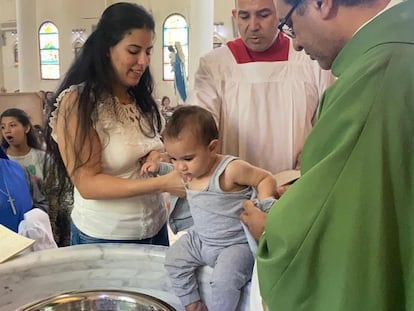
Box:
<box><xmin>227</xmin><ymin>32</ymin><xmax>290</xmax><ymax>64</ymax></box>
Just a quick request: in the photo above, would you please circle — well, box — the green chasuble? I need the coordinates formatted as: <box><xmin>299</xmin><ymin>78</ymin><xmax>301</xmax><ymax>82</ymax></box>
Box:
<box><xmin>257</xmin><ymin>1</ymin><xmax>414</xmax><ymax>310</ymax></box>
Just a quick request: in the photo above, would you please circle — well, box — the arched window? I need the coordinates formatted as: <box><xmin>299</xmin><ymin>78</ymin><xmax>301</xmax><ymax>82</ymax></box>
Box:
<box><xmin>39</xmin><ymin>21</ymin><xmax>60</xmax><ymax>80</ymax></box>
<box><xmin>162</xmin><ymin>14</ymin><xmax>188</xmax><ymax>81</ymax></box>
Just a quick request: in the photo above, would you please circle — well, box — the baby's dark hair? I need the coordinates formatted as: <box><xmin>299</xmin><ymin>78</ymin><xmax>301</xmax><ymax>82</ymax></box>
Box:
<box><xmin>0</xmin><ymin>108</ymin><xmax>42</xmax><ymax>150</ymax></box>
<box><xmin>163</xmin><ymin>106</ymin><xmax>218</xmax><ymax>146</ymax></box>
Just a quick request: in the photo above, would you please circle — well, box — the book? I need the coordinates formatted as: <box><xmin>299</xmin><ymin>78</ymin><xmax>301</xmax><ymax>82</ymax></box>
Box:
<box><xmin>273</xmin><ymin>169</ymin><xmax>301</xmax><ymax>186</ymax></box>
<box><xmin>0</xmin><ymin>224</ymin><xmax>34</xmax><ymax>263</ymax></box>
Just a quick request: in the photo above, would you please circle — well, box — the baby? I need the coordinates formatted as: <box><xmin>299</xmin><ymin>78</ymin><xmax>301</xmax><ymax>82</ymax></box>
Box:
<box><xmin>141</xmin><ymin>106</ymin><xmax>277</xmax><ymax>311</ymax></box>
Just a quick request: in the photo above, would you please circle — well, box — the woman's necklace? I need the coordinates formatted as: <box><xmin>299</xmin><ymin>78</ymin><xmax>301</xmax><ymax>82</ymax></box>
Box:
<box><xmin>0</xmin><ymin>171</ymin><xmax>17</xmax><ymax>215</ymax></box>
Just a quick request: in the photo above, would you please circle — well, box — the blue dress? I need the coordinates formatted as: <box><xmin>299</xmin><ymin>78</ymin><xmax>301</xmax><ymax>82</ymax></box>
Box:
<box><xmin>0</xmin><ymin>149</ymin><xmax>32</xmax><ymax>232</ymax></box>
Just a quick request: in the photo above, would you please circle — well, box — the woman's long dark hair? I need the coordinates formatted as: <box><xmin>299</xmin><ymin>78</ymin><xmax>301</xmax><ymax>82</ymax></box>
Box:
<box><xmin>43</xmin><ymin>2</ymin><xmax>161</xmax><ymax>198</ymax></box>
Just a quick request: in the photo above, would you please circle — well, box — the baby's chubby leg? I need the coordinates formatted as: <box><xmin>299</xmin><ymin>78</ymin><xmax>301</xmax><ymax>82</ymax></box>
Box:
<box><xmin>165</xmin><ymin>231</ymin><xmax>206</xmax><ymax>308</ymax></box>
<box><xmin>185</xmin><ymin>300</ymin><xmax>208</xmax><ymax>311</ymax></box>
<box><xmin>209</xmin><ymin>243</ymin><xmax>254</xmax><ymax>311</ymax></box>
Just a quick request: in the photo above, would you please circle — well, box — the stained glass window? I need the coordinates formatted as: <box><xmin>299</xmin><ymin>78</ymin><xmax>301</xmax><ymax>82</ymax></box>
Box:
<box><xmin>162</xmin><ymin>14</ymin><xmax>188</xmax><ymax>81</ymax></box>
<box><xmin>39</xmin><ymin>22</ymin><xmax>60</xmax><ymax>80</ymax></box>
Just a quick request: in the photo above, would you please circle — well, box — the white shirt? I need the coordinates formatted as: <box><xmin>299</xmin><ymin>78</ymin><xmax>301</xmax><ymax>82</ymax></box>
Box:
<box><xmin>187</xmin><ymin>41</ymin><xmax>333</xmax><ymax>174</ymax></box>
<box><xmin>9</xmin><ymin>148</ymin><xmax>46</xmax><ymax>182</ymax></box>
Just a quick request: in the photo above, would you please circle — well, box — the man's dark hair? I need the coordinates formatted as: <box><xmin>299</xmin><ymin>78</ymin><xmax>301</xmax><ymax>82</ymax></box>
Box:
<box><xmin>285</xmin><ymin>0</ymin><xmax>376</xmax><ymax>7</ymax></box>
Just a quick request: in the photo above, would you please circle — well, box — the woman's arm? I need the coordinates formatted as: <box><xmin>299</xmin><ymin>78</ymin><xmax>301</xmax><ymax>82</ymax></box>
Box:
<box><xmin>55</xmin><ymin>91</ymin><xmax>185</xmax><ymax>200</ymax></box>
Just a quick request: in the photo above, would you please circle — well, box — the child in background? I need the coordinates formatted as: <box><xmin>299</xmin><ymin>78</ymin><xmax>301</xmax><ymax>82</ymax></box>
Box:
<box><xmin>0</xmin><ymin>108</ymin><xmax>46</xmax><ymax>189</ymax></box>
<box><xmin>160</xmin><ymin>95</ymin><xmax>174</xmax><ymax>123</ymax></box>
<box><xmin>1</xmin><ymin>108</ymin><xmax>73</xmax><ymax>247</ymax></box>
<box><xmin>141</xmin><ymin>106</ymin><xmax>277</xmax><ymax>311</ymax></box>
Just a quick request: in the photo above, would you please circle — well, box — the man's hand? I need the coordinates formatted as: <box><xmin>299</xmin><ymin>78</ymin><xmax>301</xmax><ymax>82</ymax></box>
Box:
<box><xmin>240</xmin><ymin>200</ymin><xmax>267</xmax><ymax>241</ymax></box>
<box><xmin>276</xmin><ymin>185</ymin><xmax>290</xmax><ymax>198</ymax></box>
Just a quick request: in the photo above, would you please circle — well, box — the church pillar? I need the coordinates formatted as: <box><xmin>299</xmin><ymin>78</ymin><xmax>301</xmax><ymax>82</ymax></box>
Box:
<box><xmin>0</xmin><ymin>39</ymin><xmax>4</xmax><ymax>89</ymax></box>
<box><xmin>16</xmin><ymin>0</ymin><xmax>39</xmax><ymax>91</ymax></box>
<box><xmin>188</xmin><ymin>0</ymin><xmax>213</xmax><ymax>89</ymax></box>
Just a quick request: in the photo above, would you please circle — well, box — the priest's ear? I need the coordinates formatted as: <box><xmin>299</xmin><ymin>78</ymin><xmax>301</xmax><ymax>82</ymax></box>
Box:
<box><xmin>232</xmin><ymin>9</ymin><xmax>237</xmax><ymax>19</ymax></box>
<box><xmin>312</xmin><ymin>0</ymin><xmax>337</xmax><ymax>20</ymax></box>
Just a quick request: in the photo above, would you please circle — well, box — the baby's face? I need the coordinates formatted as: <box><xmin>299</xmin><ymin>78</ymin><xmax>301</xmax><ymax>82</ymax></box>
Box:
<box><xmin>164</xmin><ymin>132</ymin><xmax>214</xmax><ymax>181</ymax></box>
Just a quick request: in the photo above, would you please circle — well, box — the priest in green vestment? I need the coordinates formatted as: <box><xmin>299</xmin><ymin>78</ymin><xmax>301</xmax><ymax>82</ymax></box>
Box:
<box><xmin>252</xmin><ymin>0</ymin><xmax>414</xmax><ymax>309</ymax></box>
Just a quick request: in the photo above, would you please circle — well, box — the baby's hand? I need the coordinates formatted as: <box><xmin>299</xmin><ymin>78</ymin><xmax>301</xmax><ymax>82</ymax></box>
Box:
<box><xmin>140</xmin><ymin>161</ymin><xmax>160</xmax><ymax>177</ymax></box>
<box><xmin>139</xmin><ymin>150</ymin><xmax>162</xmax><ymax>165</ymax></box>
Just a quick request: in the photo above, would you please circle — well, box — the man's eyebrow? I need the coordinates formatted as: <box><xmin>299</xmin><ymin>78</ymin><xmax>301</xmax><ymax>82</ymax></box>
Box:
<box><xmin>237</xmin><ymin>9</ymin><xmax>248</xmax><ymax>16</ymax></box>
<box><xmin>256</xmin><ymin>8</ymin><xmax>273</xmax><ymax>15</ymax></box>
<box><xmin>237</xmin><ymin>8</ymin><xmax>273</xmax><ymax>16</ymax></box>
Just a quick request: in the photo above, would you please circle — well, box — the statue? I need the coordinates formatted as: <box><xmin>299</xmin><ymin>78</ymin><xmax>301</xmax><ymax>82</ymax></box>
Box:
<box><xmin>168</xmin><ymin>42</ymin><xmax>187</xmax><ymax>104</ymax></box>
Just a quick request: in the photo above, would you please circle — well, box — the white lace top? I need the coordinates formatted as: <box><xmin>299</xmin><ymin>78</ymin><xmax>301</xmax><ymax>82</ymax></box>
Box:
<box><xmin>49</xmin><ymin>85</ymin><xmax>166</xmax><ymax>240</ymax></box>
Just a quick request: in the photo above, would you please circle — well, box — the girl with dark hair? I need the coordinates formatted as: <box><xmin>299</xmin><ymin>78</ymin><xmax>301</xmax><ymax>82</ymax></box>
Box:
<box><xmin>0</xmin><ymin>108</ymin><xmax>45</xmax><ymax>188</ymax></box>
<box><xmin>44</xmin><ymin>2</ymin><xmax>183</xmax><ymax>246</ymax></box>
<box><xmin>1</xmin><ymin>108</ymin><xmax>72</xmax><ymax>247</ymax></box>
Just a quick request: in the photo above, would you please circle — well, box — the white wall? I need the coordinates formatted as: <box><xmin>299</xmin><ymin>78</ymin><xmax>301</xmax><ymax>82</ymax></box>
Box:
<box><xmin>1</xmin><ymin>31</ymin><xmax>18</xmax><ymax>91</ymax></box>
<box><xmin>0</xmin><ymin>0</ymin><xmax>238</xmax><ymax>101</ymax></box>
<box><xmin>0</xmin><ymin>0</ymin><xmax>18</xmax><ymax>91</ymax></box>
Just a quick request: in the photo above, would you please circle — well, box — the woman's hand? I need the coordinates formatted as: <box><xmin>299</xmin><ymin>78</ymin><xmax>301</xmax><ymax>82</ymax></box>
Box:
<box><xmin>158</xmin><ymin>170</ymin><xmax>186</xmax><ymax>198</ymax></box>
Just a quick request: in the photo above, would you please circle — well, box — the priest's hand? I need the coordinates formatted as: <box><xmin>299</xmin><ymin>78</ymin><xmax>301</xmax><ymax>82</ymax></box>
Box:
<box><xmin>240</xmin><ymin>200</ymin><xmax>267</xmax><ymax>241</ymax></box>
<box><xmin>276</xmin><ymin>185</ymin><xmax>290</xmax><ymax>198</ymax></box>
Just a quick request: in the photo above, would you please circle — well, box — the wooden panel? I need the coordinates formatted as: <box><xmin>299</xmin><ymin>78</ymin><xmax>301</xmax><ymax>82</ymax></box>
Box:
<box><xmin>0</xmin><ymin>92</ymin><xmax>44</xmax><ymax>126</ymax></box>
